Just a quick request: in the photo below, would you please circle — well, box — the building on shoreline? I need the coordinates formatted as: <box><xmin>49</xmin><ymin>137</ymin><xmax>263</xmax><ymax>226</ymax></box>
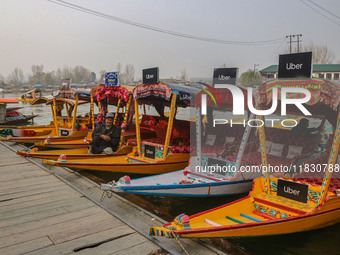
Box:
<box><xmin>260</xmin><ymin>64</ymin><xmax>340</xmax><ymax>81</ymax></box>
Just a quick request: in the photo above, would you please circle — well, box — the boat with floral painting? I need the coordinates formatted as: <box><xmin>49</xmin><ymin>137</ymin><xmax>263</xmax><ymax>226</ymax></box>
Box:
<box><xmin>150</xmin><ymin>77</ymin><xmax>340</xmax><ymax>238</ymax></box>
<box><xmin>43</xmin><ymin>69</ymin><xmax>198</xmax><ymax>174</ymax></box>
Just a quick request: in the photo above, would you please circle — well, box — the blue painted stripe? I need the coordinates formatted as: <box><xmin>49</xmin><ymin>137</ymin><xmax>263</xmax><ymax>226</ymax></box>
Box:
<box><xmin>240</xmin><ymin>213</ymin><xmax>262</xmax><ymax>222</ymax></box>
<box><xmin>119</xmin><ymin>178</ymin><xmax>253</xmax><ymax>191</ymax></box>
<box><xmin>121</xmin><ymin>190</ymin><xmax>247</xmax><ymax>197</ymax></box>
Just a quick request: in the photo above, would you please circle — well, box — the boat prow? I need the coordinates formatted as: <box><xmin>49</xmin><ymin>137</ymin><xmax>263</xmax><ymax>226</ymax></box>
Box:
<box><xmin>150</xmin><ymin>177</ymin><xmax>340</xmax><ymax>238</ymax></box>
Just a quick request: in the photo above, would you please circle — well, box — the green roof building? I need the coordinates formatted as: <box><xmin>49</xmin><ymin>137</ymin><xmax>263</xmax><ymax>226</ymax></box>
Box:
<box><xmin>259</xmin><ymin>64</ymin><xmax>340</xmax><ymax>81</ymax></box>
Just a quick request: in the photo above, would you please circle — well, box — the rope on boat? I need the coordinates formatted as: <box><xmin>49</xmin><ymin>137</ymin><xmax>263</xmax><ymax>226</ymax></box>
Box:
<box><xmin>171</xmin><ymin>229</ymin><xmax>190</xmax><ymax>255</ymax></box>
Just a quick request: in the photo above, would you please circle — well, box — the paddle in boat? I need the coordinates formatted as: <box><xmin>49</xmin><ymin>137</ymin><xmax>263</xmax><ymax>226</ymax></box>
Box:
<box><xmin>150</xmin><ymin>76</ymin><xmax>340</xmax><ymax>238</ymax></box>
<box><xmin>42</xmin><ymin>67</ymin><xmax>199</xmax><ymax>174</ymax></box>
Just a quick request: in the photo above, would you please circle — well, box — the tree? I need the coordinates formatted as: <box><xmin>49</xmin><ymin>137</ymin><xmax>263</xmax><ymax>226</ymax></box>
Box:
<box><xmin>239</xmin><ymin>69</ymin><xmax>262</xmax><ymax>87</ymax></box>
<box><xmin>44</xmin><ymin>72</ymin><xmax>55</xmax><ymax>85</ymax></box>
<box><xmin>284</xmin><ymin>41</ymin><xmax>335</xmax><ymax>64</ymax></box>
<box><xmin>31</xmin><ymin>64</ymin><xmax>45</xmax><ymax>85</ymax></box>
<box><xmin>180</xmin><ymin>69</ymin><xmax>188</xmax><ymax>82</ymax></box>
<box><xmin>7</xmin><ymin>67</ymin><xmax>24</xmax><ymax>87</ymax></box>
<box><xmin>302</xmin><ymin>41</ymin><xmax>335</xmax><ymax>64</ymax></box>
<box><xmin>125</xmin><ymin>64</ymin><xmax>135</xmax><ymax>83</ymax></box>
<box><xmin>73</xmin><ymin>66</ymin><xmax>91</xmax><ymax>83</ymax></box>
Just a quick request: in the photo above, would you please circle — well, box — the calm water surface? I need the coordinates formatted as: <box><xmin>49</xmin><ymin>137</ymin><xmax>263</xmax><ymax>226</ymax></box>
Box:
<box><xmin>6</xmin><ymin>92</ymin><xmax>340</xmax><ymax>255</ymax></box>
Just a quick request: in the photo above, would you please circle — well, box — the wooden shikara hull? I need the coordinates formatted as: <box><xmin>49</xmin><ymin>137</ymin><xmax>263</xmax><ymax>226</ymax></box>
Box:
<box><xmin>116</xmin><ymin>170</ymin><xmax>253</xmax><ymax>197</ymax></box>
<box><xmin>119</xmin><ymin>180</ymin><xmax>253</xmax><ymax>197</ymax></box>
<box><xmin>3</xmin><ymin>130</ymin><xmax>89</xmax><ymax>143</ymax></box>
<box><xmin>35</xmin><ymin>139</ymin><xmax>89</xmax><ymax>149</ymax></box>
<box><xmin>174</xmin><ymin>197</ymin><xmax>340</xmax><ymax>238</ymax></box>
<box><xmin>43</xmin><ymin>153</ymin><xmax>190</xmax><ymax>174</ymax></box>
<box><xmin>17</xmin><ymin>146</ymin><xmax>133</xmax><ymax>160</ymax></box>
<box><xmin>17</xmin><ymin>97</ymin><xmax>36</xmax><ymax>103</ymax></box>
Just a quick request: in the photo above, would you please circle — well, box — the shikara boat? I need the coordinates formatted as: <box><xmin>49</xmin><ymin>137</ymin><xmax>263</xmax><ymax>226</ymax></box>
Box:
<box><xmin>43</xmin><ymin>81</ymin><xmax>199</xmax><ymax>174</ymax></box>
<box><xmin>1</xmin><ymin>88</ymin><xmax>92</xmax><ymax>143</ymax></box>
<box><xmin>101</xmin><ymin>166</ymin><xmax>256</xmax><ymax>197</ymax></box>
<box><xmin>0</xmin><ymin>98</ymin><xmax>38</xmax><ymax>125</ymax></box>
<box><xmin>17</xmin><ymin>88</ymin><xmax>48</xmax><ymax>104</ymax></box>
<box><xmin>101</xmin><ymin>84</ymin><xmax>261</xmax><ymax>196</ymax></box>
<box><xmin>17</xmin><ymin>84</ymin><xmax>140</xmax><ymax>159</ymax></box>
<box><xmin>150</xmin><ymin>78</ymin><xmax>340</xmax><ymax>238</ymax></box>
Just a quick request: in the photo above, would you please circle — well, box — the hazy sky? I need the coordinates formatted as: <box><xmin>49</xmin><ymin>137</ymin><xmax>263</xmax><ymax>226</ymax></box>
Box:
<box><xmin>1</xmin><ymin>0</ymin><xmax>339</xmax><ymax>80</ymax></box>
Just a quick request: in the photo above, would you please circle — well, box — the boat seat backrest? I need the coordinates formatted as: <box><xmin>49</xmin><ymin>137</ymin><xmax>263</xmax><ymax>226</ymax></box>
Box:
<box><xmin>203</xmin><ymin>124</ymin><xmax>245</xmax><ymax>147</ymax></box>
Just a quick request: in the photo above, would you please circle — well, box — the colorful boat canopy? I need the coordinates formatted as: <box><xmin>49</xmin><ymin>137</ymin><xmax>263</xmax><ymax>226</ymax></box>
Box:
<box><xmin>133</xmin><ymin>82</ymin><xmax>199</xmax><ymax>107</ymax></box>
<box><xmin>52</xmin><ymin>88</ymin><xmax>91</xmax><ymax>102</ymax></box>
<box><xmin>255</xmin><ymin>78</ymin><xmax>340</xmax><ymax>126</ymax></box>
<box><xmin>90</xmin><ymin>85</ymin><xmax>133</xmax><ymax>105</ymax></box>
<box><xmin>194</xmin><ymin>84</ymin><xmax>249</xmax><ymax>110</ymax></box>
<box><xmin>255</xmin><ymin>78</ymin><xmax>340</xmax><ymax>110</ymax></box>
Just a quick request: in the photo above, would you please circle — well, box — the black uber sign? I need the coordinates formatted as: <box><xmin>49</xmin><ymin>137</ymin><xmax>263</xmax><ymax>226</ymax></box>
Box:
<box><xmin>277</xmin><ymin>179</ymin><xmax>308</xmax><ymax>203</ymax></box>
<box><xmin>278</xmin><ymin>52</ymin><xmax>312</xmax><ymax>79</ymax></box>
<box><xmin>144</xmin><ymin>145</ymin><xmax>156</xmax><ymax>159</ymax></box>
<box><xmin>143</xmin><ymin>67</ymin><xmax>159</xmax><ymax>84</ymax></box>
<box><xmin>60</xmin><ymin>79</ymin><xmax>71</xmax><ymax>89</ymax></box>
<box><xmin>213</xmin><ymin>68</ymin><xmax>238</xmax><ymax>87</ymax></box>
<box><xmin>60</xmin><ymin>129</ymin><xmax>70</xmax><ymax>136</ymax></box>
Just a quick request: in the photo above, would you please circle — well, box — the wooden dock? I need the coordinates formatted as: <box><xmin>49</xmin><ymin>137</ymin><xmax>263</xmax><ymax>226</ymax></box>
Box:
<box><xmin>0</xmin><ymin>141</ymin><xmax>228</xmax><ymax>255</ymax></box>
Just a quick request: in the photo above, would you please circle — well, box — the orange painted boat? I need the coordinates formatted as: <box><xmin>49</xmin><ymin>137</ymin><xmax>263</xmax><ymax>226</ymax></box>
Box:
<box><xmin>150</xmin><ymin>78</ymin><xmax>340</xmax><ymax>238</ymax></box>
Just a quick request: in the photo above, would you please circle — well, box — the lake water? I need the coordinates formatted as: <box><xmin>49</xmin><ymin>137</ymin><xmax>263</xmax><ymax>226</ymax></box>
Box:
<box><xmin>4</xmin><ymin>92</ymin><xmax>340</xmax><ymax>255</ymax></box>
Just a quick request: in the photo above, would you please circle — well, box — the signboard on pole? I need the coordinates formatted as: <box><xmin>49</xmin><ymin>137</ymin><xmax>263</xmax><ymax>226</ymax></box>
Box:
<box><xmin>60</xmin><ymin>79</ymin><xmax>71</xmax><ymax>89</ymax></box>
<box><xmin>277</xmin><ymin>179</ymin><xmax>308</xmax><ymax>203</ymax></box>
<box><xmin>143</xmin><ymin>67</ymin><xmax>159</xmax><ymax>84</ymax></box>
<box><xmin>278</xmin><ymin>52</ymin><xmax>313</xmax><ymax>79</ymax></box>
<box><xmin>105</xmin><ymin>72</ymin><xmax>119</xmax><ymax>87</ymax></box>
<box><xmin>213</xmin><ymin>68</ymin><xmax>238</xmax><ymax>87</ymax></box>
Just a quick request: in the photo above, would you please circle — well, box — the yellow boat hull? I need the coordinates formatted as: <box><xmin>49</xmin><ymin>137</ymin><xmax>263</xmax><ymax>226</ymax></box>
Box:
<box><xmin>173</xmin><ymin>197</ymin><xmax>340</xmax><ymax>238</ymax></box>
<box><xmin>17</xmin><ymin>97</ymin><xmax>36</xmax><ymax>103</ymax></box>
<box><xmin>4</xmin><ymin>130</ymin><xmax>89</xmax><ymax>143</ymax></box>
<box><xmin>35</xmin><ymin>139</ymin><xmax>90</xmax><ymax>149</ymax></box>
<box><xmin>17</xmin><ymin>146</ymin><xmax>133</xmax><ymax>160</ymax></box>
<box><xmin>43</xmin><ymin>152</ymin><xmax>190</xmax><ymax>174</ymax></box>
<box><xmin>151</xmin><ymin>178</ymin><xmax>340</xmax><ymax>238</ymax></box>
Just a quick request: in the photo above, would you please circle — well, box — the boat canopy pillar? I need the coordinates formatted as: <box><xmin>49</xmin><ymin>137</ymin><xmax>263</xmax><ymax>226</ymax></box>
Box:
<box><xmin>258</xmin><ymin>113</ymin><xmax>271</xmax><ymax>195</ymax></box>
<box><xmin>163</xmin><ymin>92</ymin><xmax>177</xmax><ymax>159</ymax></box>
<box><xmin>318</xmin><ymin>106</ymin><xmax>340</xmax><ymax>205</ymax></box>
<box><xmin>196</xmin><ymin>107</ymin><xmax>202</xmax><ymax>167</ymax></box>
<box><xmin>119</xmin><ymin>95</ymin><xmax>132</xmax><ymax>147</ymax></box>
<box><xmin>52</xmin><ymin>99</ymin><xmax>59</xmax><ymax>136</ymax></box>
<box><xmin>71</xmin><ymin>95</ymin><xmax>79</xmax><ymax>133</ymax></box>
<box><xmin>113</xmin><ymin>99</ymin><xmax>121</xmax><ymax>125</ymax></box>
<box><xmin>134</xmin><ymin>99</ymin><xmax>141</xmax><ymax>155</ymax></box>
